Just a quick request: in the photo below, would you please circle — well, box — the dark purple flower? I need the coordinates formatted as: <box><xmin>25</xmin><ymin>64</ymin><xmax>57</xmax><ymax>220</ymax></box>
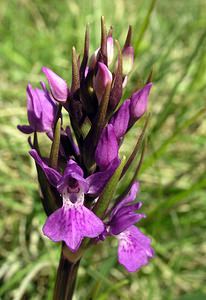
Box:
<box><xmin>29</xmin><ymin>149</ymin><xmax>119</xmax><ymax>251</ymax></box>
<box><xmin>42</xmin><ymin>67</ymin><xmax>69</xmax><ymax>103</ymax></box>
<box><xmin>129</xmin><ymin>83</ymin><xmax>152</xmax><ymax>127</ymax></box>
<box><xmin>93</xmin><ymin>62</ymin><xmax>112</xmax><ymax>104</ymax></box>
<box><xmin>95</xmin><ymin>124</ymin><xmax>119</xmax><ymax>170</ymax></box>
<box><xmin>110</xmin><ymin>99</ymin><xmax>130</xmax><ymax>140</ymax></box>
<box><xmin>106</xmin><ymin>182</ymin><xmax>154</xmax><ymax>272</ymax></box>
<box><xmin>18</xmin><ymin>83</ymin><xmax>57</xmax><ymax>134</ymax></box>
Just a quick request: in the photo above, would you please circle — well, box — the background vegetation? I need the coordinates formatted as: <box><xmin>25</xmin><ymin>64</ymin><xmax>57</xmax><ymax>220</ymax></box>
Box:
<box><xmin>0</xmin><ymin>0</ymin><xmax>206</xmax><ymax>299</ymax></box>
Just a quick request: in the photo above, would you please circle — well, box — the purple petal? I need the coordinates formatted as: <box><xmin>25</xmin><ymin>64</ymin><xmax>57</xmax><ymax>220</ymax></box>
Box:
<box><xmin>93</xmin><ymin>62</ymin><xmax>112</xmax><ymax>103</ymax></box>
<box><xmin>42</xmin><ymin>207</ymin><xmax>82</xmax><ymax>251</ymax></box>
<box><xmin>42</xmin><ymin>67</ymin><xmax>69</xmax><ymax>103</ymax></box>
<box><xmin>43</xmin><ymin>205</ymin><xmax>104</xmax><ymax>252</ymax></box>
<box><xmin>86</xmin><ymin>158</ymin><xmax>120</xmax><ymax>195</ymax></box>
<box><xmin>110</xmin><ymin>181</ymin><xmax>140</xmax><ymax>217</ymax></box>
<box><xmin>95</xmin><ymin>124</ymin><xmax>119</xmax><ymax>170</ymax></box>
<box><xmin>117</xmin><ymin>226</ymin><xmax>154</xmax><ymax>272</ymax></box>
<box><xmin>129</xmin><ymin>83</ymin><xmax>152</xmax><ymax>127</ymax></box>
<box><xmin>29</xmin><ymin>149</ymin><xmax>61</xmax><ymax>187</ymax></box>
<box><xmin>77</xmin><ymin>205</ymin><xmax>104</xmax><ymax>238</ymax></box>
<box><xmin>110</xmin><ymin>99</ymin><xmax>130</xmax><ymax>140</ymax></box>
<box><xmin>17</xmin><ymin>125</ymin><xmax>34</xmax><ymax>134</ymax></box>
<box><xmin>110</xmin><ymin>212</ymin><xmax>145</xmax><ymax>235</ymax></box>
<box><xmin>57</xmin><ymin>159</ymin><xmax>89</xmax><ymax>193</ymax></box>
<box><xmin>26</xmin><ymin>83</ymin><xmax>57</xmax><ymax>132</ymax></box>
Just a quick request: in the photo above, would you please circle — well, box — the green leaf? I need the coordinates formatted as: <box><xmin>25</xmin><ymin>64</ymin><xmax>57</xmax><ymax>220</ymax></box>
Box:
<box><xmin>49</xmin><ymin>117</ymin><xmax>61</xmax><ymax>169</ymax></box>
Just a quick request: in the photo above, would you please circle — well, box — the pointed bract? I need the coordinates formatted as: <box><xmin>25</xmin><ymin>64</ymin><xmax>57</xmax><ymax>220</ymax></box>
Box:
<box><xmin>42</xmin><ymin>67</ymin><xmax>69</xmax><ymax>103</ymax></box>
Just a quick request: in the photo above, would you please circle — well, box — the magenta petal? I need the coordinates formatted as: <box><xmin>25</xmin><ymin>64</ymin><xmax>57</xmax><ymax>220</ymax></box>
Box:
<box><xmin>29</xmin><ymin>149</ymin><xmax>61</xmax><ymax>187</ymax></box>
<box><xmin>86</xmin><ymin>158</ymin><xmax>120</xmax><ymax>195</ymax></box>
<box><xmin>110</xmin><ymin>212</ymin><xmax>145</xmax><ymax>235</ymax></box>
<box><xmin>111</xmin><ymin>181</ymin><xmax>140</xmax><ymax>218</ymax></box>
<box><xmin>77</xmin><ymin>205</ymin><xmax>104</xmax><ymax>238</ymax></box>
<box><xmin>43</xmin><ymin>205</ymin><xmax>104</xmax><ymax>252</ymax></box>
<box><xmin>42</xmin><ymin>207</ymin><xmax>82</xmax><ymax>251</ymax></box>
<box><xmin>42</xmin><ymin>67</ymin><xmax>69</xmax><ymax>103</ymax></box>
<box><xmin>110</xmin><ymin>99</ymin><xmax>130</xmax><ymax>140</ymax></box>
<box><xmin>26</xmin><ymin>83</ymin><xmax>57</xmax><ymax>133</ymax></box>
<box><xmin>118</xmin><ymin>226</ymin><xmax>154</xmax><ymax>272</ymax></box>
<box><xmin>57</xmin><ymin>159</ymin><xmax>89</xmax><ymax>193</ymax></box>
<box><xmin>95</xmin><ymin>124</ymin><xmax>118</xmax><ymax>170</ymax></box>
<box><xmin>129</xmin><ymin>83</ymin><xmax>152</xmax><ymax>126</ymax></box>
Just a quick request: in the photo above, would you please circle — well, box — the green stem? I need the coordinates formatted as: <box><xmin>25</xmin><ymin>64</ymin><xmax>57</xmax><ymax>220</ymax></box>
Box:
<box><xmin>53</xmin><ymin>248</ymin><xmax>80</xmax><ymax>300</ymax></box>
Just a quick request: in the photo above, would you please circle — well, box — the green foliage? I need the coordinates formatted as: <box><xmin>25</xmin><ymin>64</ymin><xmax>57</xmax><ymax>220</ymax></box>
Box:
<box><xmin>0</xmin><ymin>0</ymin><xmax>206</xmax><ymax>299</ymax></box>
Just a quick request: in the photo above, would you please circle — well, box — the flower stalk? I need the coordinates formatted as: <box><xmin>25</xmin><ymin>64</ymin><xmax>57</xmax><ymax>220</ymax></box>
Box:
<box><xmin>53</xmin><ymin>247</ymin><xmax>80</xmax><ymax>300</ymax></box>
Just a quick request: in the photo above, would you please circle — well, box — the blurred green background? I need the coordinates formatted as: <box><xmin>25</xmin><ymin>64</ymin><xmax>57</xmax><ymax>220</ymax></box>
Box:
<box><xmin>0</xmin><ymin>0</ymin><xmax>206</xmax><ymax>299</ymax></box>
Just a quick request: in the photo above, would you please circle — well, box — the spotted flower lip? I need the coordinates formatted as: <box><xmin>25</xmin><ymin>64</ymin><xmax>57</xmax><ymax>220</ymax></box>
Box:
<box><xmin>17</xmin><ymin>83</ymin><xmax>57</xmax><ymax>134</ymax></box>
<box><xmin>42</xmin><ymin>67</ymin><xmax>69</xmax><ymax>103</ymax></box>
<box><xmin>29</xmin><ymin>149</ymin><xmax>119</xmax><ymax>252</ymax></box>
<box><xmin>106</xmin><ymin>181</ymin><xmax>154</xmax><ymax>272</ymax></box>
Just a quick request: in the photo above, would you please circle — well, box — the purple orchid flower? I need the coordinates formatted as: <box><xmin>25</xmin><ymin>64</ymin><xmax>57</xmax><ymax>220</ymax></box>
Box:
<box><xmin>42</xmin><ymin>67</ymin><xmax>69</xmax><ymax>103</ymax></box>
<box><xmin>95</xmin><ymin>124</ymin><xmax>119</xmax><ymax>170</ymax></box>
<box><xmin>110</xmin><ymin>99</ymin><xmax>130</xmax><ymax>141</ymax></box>
<box><xmin>129</xmin><ymin>82</ymin><xmax>153</xmax><ymax>127</ymax></box>
<box><xmin>18</xmin><ymin>83</ymin><xmax>58</xmax><ymax>134</ymax></box>
<box><xmin>29</xmin><ymin>149</ymin><xmax>119</xmax><ymax>252</ymax></box>
<box><xmin>104</xmin><ymin>181</ymin><xmax>154</xmax><ymax>272</ymax></box>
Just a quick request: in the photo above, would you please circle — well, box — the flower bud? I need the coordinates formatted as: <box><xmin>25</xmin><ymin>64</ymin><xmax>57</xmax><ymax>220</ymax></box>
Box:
<box><xmin>110</xmin><ymin>99</ymin><xmax>130</xmax><ymax>140</ymax></box>
<box><xmin>129</xmin><ymin>82</ymin><xmax>152</xmax><ymax>127</ymax></box>
<box><xmin>42</xmin><ymin>67</ymin><xmax>69</xmax><ymax>103</ymax></box>
<box><xmin>95</xmin><ymin>124</ymin><xmax>118</xmax><ymax>170</ymax></box>
<box><xmin>107</xmin><ymin>37</ymin><xmax>114</xmax><ymax>66</ymax></box>
<box><xmin>122</xmin><ymin>46</ymin><xmax>134</xmax><ymax>76</ymax></box>
<box><xmin>93</xmin><ymin>62</ymin><xmax>112</xmax><ymax>104</ymax></box>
